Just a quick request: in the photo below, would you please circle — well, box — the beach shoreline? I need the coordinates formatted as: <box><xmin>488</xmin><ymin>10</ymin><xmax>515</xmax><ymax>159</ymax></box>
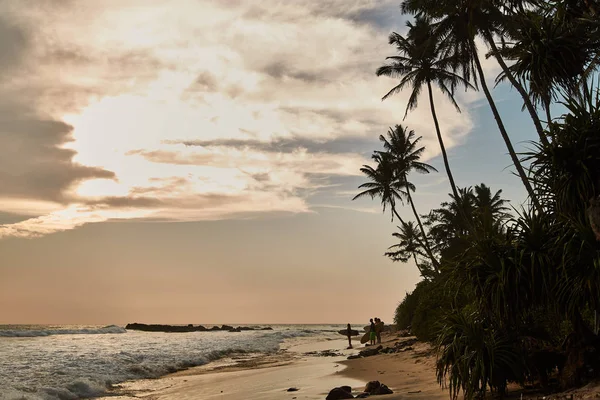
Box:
<box><xmin>98</xmin><ymin>331</ymin><xmax>448</xmax><ymax>400</ymax></box>
<box><xmin>98</xmin><ymin>330</ymin><xmax>600</xmax><ymax>400</ymax></box>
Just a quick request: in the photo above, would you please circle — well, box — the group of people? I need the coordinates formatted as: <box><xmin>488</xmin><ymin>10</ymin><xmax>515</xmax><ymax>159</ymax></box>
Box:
<box><xmin>369</xmin><ymin>317</ymin><xmax>384</xmax><ymax>345</ymax></box>
<box><xmin>344</xmin><ymin>317</ymin><xmax>385</xmax><ymax>349</ymax></box>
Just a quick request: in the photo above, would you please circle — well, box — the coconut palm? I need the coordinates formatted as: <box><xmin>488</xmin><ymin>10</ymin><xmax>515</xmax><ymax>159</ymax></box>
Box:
<box><xmin>401</xmin><ymin>0</ymin><xmax>549</xmax><ymax>146</ymax></box>
<box><xmin>400</xmin><ymin>0</ymin><xmax>543</xmax><ymax>211</ymax></box>
<box><xmin>353</xmin><ymin>152</ymin><xmax>408</xmax><ymax>222</ymax></box>
<box><xmin>378</xmin><ymin>125</ymin><xmax>440</xmax><ymax>270</ymax></box>
<box><xmin>387</xmin><ymin>221</ymin><xmax>438</xmax><ymax>279</ymax></box>
<box><xmin>376</xmin><ymin>17</ymin><xmax>473</xmax><ymax>203</ymax></box>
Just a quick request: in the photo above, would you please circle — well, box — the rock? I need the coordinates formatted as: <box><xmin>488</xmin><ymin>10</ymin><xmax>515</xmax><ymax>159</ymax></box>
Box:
<box><xmin>347</xmin><ymin>354</ymin><xmax>361</xmax><ymax>360</ymax></box>
<box><xmin>221</xmin><ymin>325</ymin><xmax>234</xmax><ymax>331</ymax></box>
<box><xmin>364</xmin><ymin>381</ymin><xmax>393</xmax><ymax>395</ymax></box>
<box><xmin>358</xmin><ymin>345</ymin><xmax>383</xmax><ymax>358</ymax></box>
<box><xmin>326</xmin><ymin>386</ymin><xmax>354</xmax><ymax>400</ymax></box>
<box><xmin>261</xmin><ymin>327</ymin><xmax>273</xmax><ymax>330</ymax></box>
<box><xmin>125</xmin><ymin>323</ymin><xmax>208</xmax><ymax>333</ymax></box>
<box><xmin>355</xmin><ymin>393</ymin><xmax>370</xmax><ymax>398</ymax></box>
<box><xmin>287</xmin><ymin>387</ymin><xmax>299</xmax><ymax>392</ymax></box>
<box><xmin>228</xmin><ymin>327</ymin><xmax>242</xmax><ymax>332</ymax></box>
<box><xmin>210</xmin><ymin>326</ymin><xmax>221</xmax><ymax>331</ymax></box>
<box><xmin>395</xmin><ymin>338</ymin><xmax>418</xmax><ymax>350</ymax></box>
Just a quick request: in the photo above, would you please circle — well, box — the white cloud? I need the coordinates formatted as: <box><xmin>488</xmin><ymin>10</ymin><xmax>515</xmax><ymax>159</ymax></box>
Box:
<box><xmin>0</xmin><ymin>0</ymin><xmax>484</xmax><ymax>238</ymax></box>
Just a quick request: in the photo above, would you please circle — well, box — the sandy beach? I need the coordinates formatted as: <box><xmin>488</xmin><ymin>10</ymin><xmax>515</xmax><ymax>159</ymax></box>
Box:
<box><xmin>99</xmin><ymin>332</ymin><xmax>449</xmax><ymax>400</ymax></box>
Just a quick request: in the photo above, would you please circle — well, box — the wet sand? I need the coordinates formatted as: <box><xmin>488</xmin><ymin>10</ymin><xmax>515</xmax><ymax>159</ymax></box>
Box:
<box><xmin>99</xmin><ymin>333</ymin><xmax>448</xmax><ymax>399</ymax></box>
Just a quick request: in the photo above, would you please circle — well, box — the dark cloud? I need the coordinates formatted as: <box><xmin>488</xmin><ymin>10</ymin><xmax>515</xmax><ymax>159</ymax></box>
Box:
<box><xmin>0</xmin><ymin>100</ymin><xmax>115</xmax><ymax>203</ymax></box>
<box><xmin>346</xmin><ymin>3</ymin><xmax>407</xmax><ymax>31</ymax></box>
<box><xmin>83</xmin><ymin>196</ymin><xmax>165</xmax><ymax>209</ymax></box>
<box><xmin>261</xmin><ymin>62</ymin><xmax>328</xmax><ymax>84</ymax></box>
<box><xmin>0</xmin><ymin>16</ymin><xmax>28</xmax><ymax>71</ymax></box>
<box><xmin>170</xmin><ymin>135</ymin><xmax>378</xmax><ymax>156</ymax></box>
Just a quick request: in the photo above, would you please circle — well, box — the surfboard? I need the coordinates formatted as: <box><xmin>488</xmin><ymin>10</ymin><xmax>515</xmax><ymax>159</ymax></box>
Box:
<box><xmin>338</xmin><ymin>329</ymin><xmax>359</xmax><ymax>336</ymax></box>
<box><xmin>360</xmin><ymin>331</ymin><xmax>370</xmax><ymax>344</ymax></box>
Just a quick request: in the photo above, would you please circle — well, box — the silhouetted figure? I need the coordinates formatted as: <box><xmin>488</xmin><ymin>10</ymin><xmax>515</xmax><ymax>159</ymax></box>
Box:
<box><xmin>369</xmin><ymin>318</ymin><xmax>376</xmax><ymax>345</ymax></box>
<box><xmin>375</xmin><ymin>318</ymin><xmax>384</xmax><ymax>344</ymax></box>
<box><xmin>346</xmin><ymin>323</ymin><xmax>353</xmax><ymax>349</ymax></box>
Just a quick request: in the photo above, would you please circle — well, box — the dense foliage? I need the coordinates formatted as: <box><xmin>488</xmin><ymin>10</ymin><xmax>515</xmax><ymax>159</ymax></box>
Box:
<box><xmin>357</xmin><ymin>0</ymin><xmax>600</xmax><ymax>398</ymax></box>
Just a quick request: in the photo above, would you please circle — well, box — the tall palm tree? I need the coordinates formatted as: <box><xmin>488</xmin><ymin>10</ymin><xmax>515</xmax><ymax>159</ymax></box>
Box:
<box><xmin>400</xmin><ymin>0</ymin><xmax>543</xmax><ymax>211</ymax></box>
<box><xmin>378</xmin><ymin>125</ymin><xmax>440</xmax><ymax>270</ymax></box>
<box><xmin>376</xmin><ymin>17</ymin><xmax>473</xmax><ymax>203</ymax></box>
<box><xmin>401</xmin><ymin>0</ymin><xmax>549</xmax><ymax>146</ymax></box>
<box><xmin>353</xmin><ymin>152</ymin><xmax>408</xmax><ymax>222</ymax></box>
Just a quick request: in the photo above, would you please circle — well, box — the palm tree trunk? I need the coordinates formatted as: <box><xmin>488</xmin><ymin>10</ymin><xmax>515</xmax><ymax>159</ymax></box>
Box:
<box><xmin>392</xmin><ymin>208</ymin><xmax>405</xmax><ymax>224</ymax></box>
<box><xmin>406</xmin><ymin>185</ymin><xmax>440</xmax><ymax>272</ymax></box>
<box><xmin>412</xmin><ymin>253</ymin><xmax>425</xmax><ymax>278</ymax></box>
<box><xmin>426</xmin><ymin>80</ymin><xmax>461</xmax><ymax>201</ymax></box>
<box><xmin>545</xmin><ymin>104</ymin><xmax>552</xmax><ymax>127</ymax></box>
<box><xmin>483</xmin><ymin>30</ymin><xmax>550</xmax><ymax>147</ymax></box>
<box><xmin>472</xmin><ymin>48</ymin><xmax>542</xmax><ymax>212</ymax></box>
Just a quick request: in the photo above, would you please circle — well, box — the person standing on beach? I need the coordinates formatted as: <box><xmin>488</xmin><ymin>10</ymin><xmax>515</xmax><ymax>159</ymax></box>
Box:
<box><xmin>369</xmin><ymin>318</ymin><xmax>376</xmax><ymax>345</ymax></box>
<box><xmin>375</xmin><ymin>318</ymin><xmax>384</xmax><ymax>344</ymax></box>
<box><xmin>346</xmin><ymin>323</ymin><xmax>353</xmax><ymax>349</ymax></box>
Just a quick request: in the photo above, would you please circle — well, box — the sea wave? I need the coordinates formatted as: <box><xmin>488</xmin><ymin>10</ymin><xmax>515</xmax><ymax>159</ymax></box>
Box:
<box><xmin>0</xmin><ymin>325</ymin><xmax>127</xmax><ymax>337</ymax></box>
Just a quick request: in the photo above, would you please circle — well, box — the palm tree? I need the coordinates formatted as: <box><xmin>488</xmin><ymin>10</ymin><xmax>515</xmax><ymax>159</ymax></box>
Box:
<box><xmin>497</xmin><ymin>8</ymin><xmax>599</xmax><ymax>123</ymax></box>
<box><xmin>376</xmin><ymin>17</ymin><xmax>473</xmax><ymax>203</ymax></box>
<box><xmin>400</xmin><ymin>0</ymin><xmax>543</xmax><ymax>211</ymax></box>
<box><xmin>353</xmin><ymin>152</ymin><xmax>408</xmax><ymax>222</ymax></box>
<box><xmin>386</xmin><ymin>221</ymin><xmax>438</xmax><ymax>278</ymax></box>
<box><xmin>401</xmin><ymin>0</ymin><xmax>549</xmax><ymax>146</ymax></box>
<box><xmin>472</xmin><ymin>183</ymin><xmax>511</xmax><ymax>230</ymax></box>
<box><xmin>378</xmin><ymin>125</ymin><xmax>440</xmax><ymax>270</ymax></box>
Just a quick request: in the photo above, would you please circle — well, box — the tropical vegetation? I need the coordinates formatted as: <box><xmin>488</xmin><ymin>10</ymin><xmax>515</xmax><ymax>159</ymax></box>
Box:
<box><xmin>356</xmin><ymin>0</ymin><xmax>600</xmax><ymax>398</ymax></box>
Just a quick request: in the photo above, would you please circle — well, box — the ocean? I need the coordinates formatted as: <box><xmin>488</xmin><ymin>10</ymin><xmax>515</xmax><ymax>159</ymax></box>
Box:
<box><xmin>0</xmin><ymin>324</ymin><xmax>346</xmax><ymax>400</ymax></box>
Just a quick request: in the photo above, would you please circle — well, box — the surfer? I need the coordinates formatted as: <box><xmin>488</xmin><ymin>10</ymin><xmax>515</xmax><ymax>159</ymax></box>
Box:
<box><xmin>346</xmin><ymin>323</ymin><xmax>353</xmax><ymax>349</ymax></box>
<box><xmin>369</xmin><ymin>318</ymin><xmax>376</xmax><ymax>345</ymax></box>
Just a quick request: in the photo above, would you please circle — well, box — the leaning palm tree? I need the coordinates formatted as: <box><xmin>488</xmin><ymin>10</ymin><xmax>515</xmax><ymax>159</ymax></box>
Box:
<box><xmin>386</xmin><ymin>221</ymin><xmax>438</xmax><ymax>278</ymax></box>
<box><xmin>376</xmin><ymin>17</ymin><xmax>473</xmax><ymax>203</ymax></box>
<box><xmin>378</xmin><ymin>125</ymin><xmax>440</xmax><ymax>270</ymax></box>
<box><xmin>353</xmin><ymin>152</ymin><xmax>408</xmax><ymax>222</ymax></box>
<box><xmin>400</xmin><ymin>0</ymin><xmax>543</xmax><ymax>211</ymax></box>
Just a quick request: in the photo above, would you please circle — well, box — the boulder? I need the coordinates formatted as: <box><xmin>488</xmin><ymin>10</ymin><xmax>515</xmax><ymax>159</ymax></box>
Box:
<box><xmin>210</xmin><ymin>326</ymin><xmax>221</xmax><ymax>331</ymax></box>
<box><xmin>358</xmin><ymin>345</ymin><xmax>382</xmax><ymax>358</ymax></box>
<box><xmin>287</xmin><ymin>387</ymin><xmax>299</xmax><ymax>392</ymax></box>
<box><xmin>221</xmin><ymin>325</ymin><xmax>234</xmax><ymax>331</ymax></box>
<box><xmin>326</xmin><ymin>386</ymin><xmax>354</xmax><ymax>399</ymax></box>
<box><xmin>363</xmin><ymin>381</ymin><xmax>393</xmax><ymax>395</ymax></box>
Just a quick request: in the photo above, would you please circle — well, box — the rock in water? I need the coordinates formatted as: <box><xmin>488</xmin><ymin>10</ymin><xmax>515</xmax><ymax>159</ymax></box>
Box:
<box><xmin>326</xmin><ymin>386</ymin><xmax>354</xmax><ymax>399</ymax></box>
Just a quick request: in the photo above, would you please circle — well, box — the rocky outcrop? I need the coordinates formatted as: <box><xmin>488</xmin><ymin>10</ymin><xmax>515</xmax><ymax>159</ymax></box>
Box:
<box><xmin>326</xmin><ymin>386</ymin><xmax>354</xmax><ymax>399</ymax></box>
<box><xmin>125</xmin><ymin>323</ymin><xmax>272</xmax><ymax>333</ymax></box>
<box><xmin>363</xmin><ymin>381</ymin><xmax>393</xmax><ymax>395</ymax></box>
<box><xmin>125</xmin><ymin>323</ymin><xmax>207</xmax><ymax>332</ymax></box>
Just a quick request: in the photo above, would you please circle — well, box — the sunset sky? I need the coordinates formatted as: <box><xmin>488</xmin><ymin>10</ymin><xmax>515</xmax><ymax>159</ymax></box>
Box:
<box><xmin>0</xmin><ymin>0</ymin><xmax>538</xmax><ymax>324</ymax></box>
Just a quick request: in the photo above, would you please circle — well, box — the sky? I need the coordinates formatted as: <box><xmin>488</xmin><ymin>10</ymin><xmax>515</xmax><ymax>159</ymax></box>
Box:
<box><xmin>0</xmin><ymin>0</ymin><xmax>539</xmax><ymax>325</ymax></box>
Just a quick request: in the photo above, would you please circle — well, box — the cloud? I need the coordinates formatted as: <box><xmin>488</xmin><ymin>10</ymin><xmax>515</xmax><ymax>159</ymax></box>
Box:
<box><xmin>0</xmin><ymin>0</ymin><xmax>484</xmax><ymax>238</ymax></box>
